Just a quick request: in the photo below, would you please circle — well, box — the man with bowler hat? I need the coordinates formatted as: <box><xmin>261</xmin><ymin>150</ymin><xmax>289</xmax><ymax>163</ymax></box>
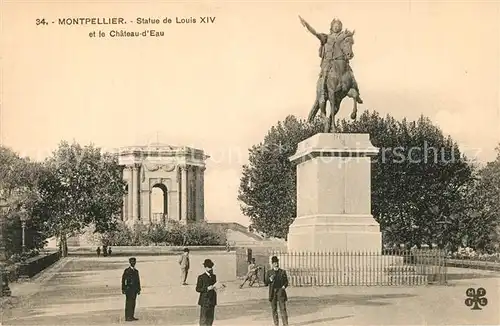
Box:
<box><xmin>121</xmin><ymin>257</ymin><xmax>141</xmax><ymax>321</ymax></box>
<box><xmin>195</xmin><ymin>259</ymin><xmax>217</xmax><ymax>326</ymax></box>
<box><xmin>264</xmin><ymin>256</ymin><xmax>289</xmax><ymax>326</ymax></box>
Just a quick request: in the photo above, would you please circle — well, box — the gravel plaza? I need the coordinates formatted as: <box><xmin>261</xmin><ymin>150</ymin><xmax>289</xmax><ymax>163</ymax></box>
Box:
<box><xmin>1</xmin><ymin>253</ymin><xmax>499</xmax><ymax>326</ymax></box>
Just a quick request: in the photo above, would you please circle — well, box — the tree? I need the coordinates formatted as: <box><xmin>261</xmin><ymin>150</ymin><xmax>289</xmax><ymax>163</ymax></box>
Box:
<box><xmin>0</xmin><ymin>146</ymin><xmax>47</xmax><ymax>256</ymax></box>
<box><xmin>461</xmin><ymin>145</ymin><xmax>500</xmax><ymax>252</ymax></box>
<box><xmin>339</xmin><ymin>112</ymin><xmax>474</xmax><ymax>248</ymax></box>
<box><xmin>238</xmin><ymin>111</ymin><xmax>475</xmax><ymax>248</ymax></box>
<box><xmin>34</xmin><ymin>141</ymin><xmax>126</xmax><ymax>256</ymax></box>
<box><xmin>238</xmin><ymin>116</ymin><xmax>322</xmax><ymax>238</ymax></box>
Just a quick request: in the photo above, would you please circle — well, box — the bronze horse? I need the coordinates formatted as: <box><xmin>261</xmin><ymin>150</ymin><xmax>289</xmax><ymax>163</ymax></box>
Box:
<box><xmin>307</xmin><ymin>30</ymin><xmax>360</xmax><ymax>133</ymax></box>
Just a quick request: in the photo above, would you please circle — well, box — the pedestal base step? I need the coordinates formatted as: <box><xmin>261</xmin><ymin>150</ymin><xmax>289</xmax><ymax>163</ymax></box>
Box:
<box><xmin>287</xmin><ymin>215</ymin><xmax>382</xmax><ymax>252</ymax></box>
<box><xmin>273</xmin><ymin>254</ymin><xmax>405</xmax><ymax>270</ymax></box>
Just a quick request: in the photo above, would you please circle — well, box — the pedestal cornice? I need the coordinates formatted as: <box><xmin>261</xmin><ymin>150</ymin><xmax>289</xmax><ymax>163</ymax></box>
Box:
<box><xmin>289</xmin><ymin>133</ymin><xmax>379</xmax><ymax>164</ymax></box>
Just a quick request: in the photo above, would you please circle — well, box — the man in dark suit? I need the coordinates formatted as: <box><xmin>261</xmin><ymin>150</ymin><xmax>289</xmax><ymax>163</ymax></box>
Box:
<box><xmin>264</xmin><ymin>256</ymin><xmax>289</xmax><ymax>326</ymax></box>
<box><xmin>121</xmin><ymin>257</ymin><xmax>141</xmax><ymax>322</ymax></box>
<box><xmin>195</xmin><ymin>259</ymin><xmax>217</xmax><ymax>326</ymax></box>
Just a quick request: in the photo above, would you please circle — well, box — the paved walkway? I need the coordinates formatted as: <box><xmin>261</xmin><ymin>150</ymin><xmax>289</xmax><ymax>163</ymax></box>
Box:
<box><xmin>1</xmin><ymin>254</ymin><xmax>499</xmax><ymax>325</ymax></box>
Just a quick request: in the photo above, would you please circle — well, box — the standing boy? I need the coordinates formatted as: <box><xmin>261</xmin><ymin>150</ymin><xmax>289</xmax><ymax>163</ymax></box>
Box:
<box><xmin>121</xmin><ymin>257</ymin><xmax>141</xmax><ymax>322</ymax></box>
<box><xmin>178</xmin><ymin>248</ymin><xmax>190</xmax><ymax>285</ymax></box>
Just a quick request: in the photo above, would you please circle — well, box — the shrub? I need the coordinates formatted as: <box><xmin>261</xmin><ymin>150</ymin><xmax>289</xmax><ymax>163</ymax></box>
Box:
<box><xmin>448</xmin><ymin>247</ymin><xmax>500</xmax><ymax>263</ymax></box>
<box><xmin>130</xmin><ymin>222</ymin><xmax>149</xmax><ymax>246</ymax></box>
<box><xmin>98</xmin><ymin>222</ymin><xmax>145</xmax><ymax>246</ymax></box>
<box><xmin>94</xmin><ymin>220</ymin><xmax>227</xmax><ymax>246</ymax></box>
<box><xmin>8</xmin><ymin>253</ymin><xmax>21</xmax><ymax>264</ymax></box>
<box><xmin>7</xmin><ymin>248</ymin><xmax>39</xmax><ymax>264</ymax></box>
<box><xmin>147</xmin><ymin>223</ymin><xmax>168</xmax><ymax>245</ymax></box>
<box><xmin>185</xmin><ymin>223</ymin><xmax>226</xmax><ymax>246</ymax></box>
<box><xmin>164</xmin><ymin>220</ymin><xmax>185</xmax><ymax>245</ymax></box>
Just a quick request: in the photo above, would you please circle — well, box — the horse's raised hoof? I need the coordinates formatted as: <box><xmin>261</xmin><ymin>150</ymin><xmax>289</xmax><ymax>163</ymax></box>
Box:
<box><xmin>350</xmin><ymin>112</ymin><xmax>357</xmax><ymax>120</ymax></box>
<box><xmin>356</xmin><ymin>97</ymin><xmax>363</xmax><ymax>104</ymax></box>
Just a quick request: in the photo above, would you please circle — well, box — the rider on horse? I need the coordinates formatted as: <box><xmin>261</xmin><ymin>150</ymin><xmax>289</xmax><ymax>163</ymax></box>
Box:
<box><xmin>301</xmin><ymin>17</ymin><xmax>363</xmax><ymax>105</ymax></box>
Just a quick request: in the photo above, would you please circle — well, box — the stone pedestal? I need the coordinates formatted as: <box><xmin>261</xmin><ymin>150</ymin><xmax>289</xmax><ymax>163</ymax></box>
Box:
<box><xmin>287</xmin><ymin>133</ymin><xmax>382</xmax><ymax>253</ymax></box>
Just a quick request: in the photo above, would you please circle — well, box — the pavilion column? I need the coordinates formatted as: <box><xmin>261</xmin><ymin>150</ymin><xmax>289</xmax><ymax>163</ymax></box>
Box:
<box><xmin>122</xmin><ymin>194</ymin><xmax>127</xmax><ymax>221</ymax></box>
<box><xmin>132</xmin><ymin>165</ymin><xmax>140</xmax><ymax>222</ymax></box>
<box><xmin>180</xmin><ymin>165</ymin><xmax>188</xmax><ymax>224</ymax></box>
<box><xmin>140</xmin><ymin>189</ymin><xmax>150</xmax><ymax>224</ymax></box>
<box><xmin>200</xmin><ymin>167</ymin><xmax>205</xmax><ymax>221</ymax></box>
<box><xmin>189</xmin><ymin>166</ymin><xmax>195</xmax><ymax>221</ymax></box>
<box><xmin>127</xmin><ymin>166</ymin><xmax>134</xmax><ymax>222</ymax></box>
<box><xmin>194</xmin><ymin>167</ymin><xmax>202</xmax><ymax>221</ymax></box>
<box><xmin>176</xmin><ymin>166</ymin><xmax>182</xmax><ymax>222</ymax></box>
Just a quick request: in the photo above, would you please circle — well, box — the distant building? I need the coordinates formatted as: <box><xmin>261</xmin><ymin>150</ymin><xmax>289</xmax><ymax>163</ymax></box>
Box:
<box><xmin>118</xmin><ymin>143</ymin><xmax>209</xmax><ymax>226</ymax></box>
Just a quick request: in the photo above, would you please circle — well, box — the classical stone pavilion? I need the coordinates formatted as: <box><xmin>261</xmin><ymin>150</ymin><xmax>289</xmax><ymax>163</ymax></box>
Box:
<box><xmin>118</xmin><ymin>143</ymin><xmax>209</xmax><ymax>226</ymax></box>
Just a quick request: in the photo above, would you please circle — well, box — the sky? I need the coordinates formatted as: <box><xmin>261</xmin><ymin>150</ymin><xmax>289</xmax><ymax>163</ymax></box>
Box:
<box><xmin>1</xmin><ymin>1</ymin><xmax>499</xmax><ymax>226</ymax></box>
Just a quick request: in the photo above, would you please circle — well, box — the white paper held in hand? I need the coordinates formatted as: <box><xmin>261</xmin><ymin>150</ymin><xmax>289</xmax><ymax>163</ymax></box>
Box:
<box><xmin>213</xmin><ymin>281</ymin><xmax>226</xmax><ymax>291</ymax></box>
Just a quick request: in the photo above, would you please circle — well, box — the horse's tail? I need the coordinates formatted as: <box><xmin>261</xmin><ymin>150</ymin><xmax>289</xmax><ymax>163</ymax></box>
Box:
<box><xmin>307</xmin><ymin>98</ymin><xmax>320</xmax><ymax>123</ymax></box>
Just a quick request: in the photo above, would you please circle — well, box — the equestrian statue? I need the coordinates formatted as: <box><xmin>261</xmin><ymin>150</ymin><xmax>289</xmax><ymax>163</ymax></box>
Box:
<box><xmin>299</xmin><ymin>16</ymin><xmax>363</xmax><ymax>133</ymax></box>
